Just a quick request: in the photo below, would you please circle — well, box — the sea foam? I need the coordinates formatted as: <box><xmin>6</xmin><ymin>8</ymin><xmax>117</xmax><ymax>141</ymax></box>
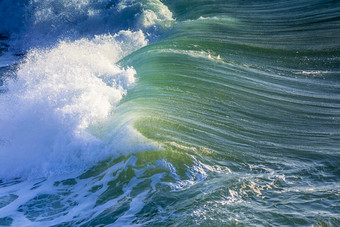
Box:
<box><xmin>0</xmin><ymin>30</ymin><xmax>147</xmax><ymax>179</ymax></box>
<box><xmin>0</xmin><ymin>0</ymin><xmax>174</xmax><ymax>51</ymax></box>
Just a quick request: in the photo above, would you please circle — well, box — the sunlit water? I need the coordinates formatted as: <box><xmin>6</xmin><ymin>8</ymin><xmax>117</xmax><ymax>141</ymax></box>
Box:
<box><xmin>0</xmin><ymin>0</ymin><xmax>339</xmax><ymax>226</ymax></box>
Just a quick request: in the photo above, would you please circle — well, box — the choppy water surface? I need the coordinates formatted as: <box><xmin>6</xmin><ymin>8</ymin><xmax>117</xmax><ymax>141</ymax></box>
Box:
<box><xmin>0</xmin><ymin>0</ymin><xmax>339</xmax><ymax>226</ymax></box>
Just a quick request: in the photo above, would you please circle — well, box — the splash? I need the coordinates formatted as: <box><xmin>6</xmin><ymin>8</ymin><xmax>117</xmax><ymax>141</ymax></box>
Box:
<box><xmin>0</xmin><ymin>30</ymin><xmax>147</xmax><ymax>179</ymax></box>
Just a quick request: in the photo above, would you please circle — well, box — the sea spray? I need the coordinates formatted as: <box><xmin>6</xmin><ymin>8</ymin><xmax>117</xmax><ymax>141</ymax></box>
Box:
<box><xmin>0</xmin><ymin>0</ymin><xmax>174</xmax><ymax>51</ymax></box>
<box><xmin>0</xmin><ymin>30</ymin><xmax>147</xmax><ymax>179</ymax></box>
<box><xmin>0</xmin><ymin>0</ymin><xmax>339</xmax><ymax>226</ymax></box>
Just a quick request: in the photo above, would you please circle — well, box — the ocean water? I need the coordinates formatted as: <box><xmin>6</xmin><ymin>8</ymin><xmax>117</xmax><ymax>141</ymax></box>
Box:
<box><xmin>0</xmin><ymin>0</ymin><xmax>339</xmax><ymax>226</ymax></box>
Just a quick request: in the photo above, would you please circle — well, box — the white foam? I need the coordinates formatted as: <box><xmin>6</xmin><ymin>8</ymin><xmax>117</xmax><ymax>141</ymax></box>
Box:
<box><xmin>162</xmin><ymin>158</ymin><xmax>210</xmax><ymax>191</ymax></box>
<box><xmin>1</xmin><ymin>0</ymin><xmax>175</xmax><ymax>52</ymax></box>
<box><xmin>0</xmin><ymin>30</ymin><xmax>147</xmax><ymax>179</ymax></box>
<box><xmin>138</xmin><ymin>1</ymin><xmax>174</xmax><ymax>28</ymax></box>
<box><xmin>118</xmin><ymin>0</ymin><xmax>174</xmax><ymax>28</ymax></box>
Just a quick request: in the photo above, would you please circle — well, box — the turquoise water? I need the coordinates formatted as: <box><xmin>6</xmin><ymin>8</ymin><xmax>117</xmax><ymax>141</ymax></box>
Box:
<box><xmin>0</xmin><ymin>0</ymin><xmax>339</xmax><ymax>226</ymax></box>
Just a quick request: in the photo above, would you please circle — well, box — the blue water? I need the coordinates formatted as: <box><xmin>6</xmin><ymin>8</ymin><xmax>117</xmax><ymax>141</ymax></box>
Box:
<box><xmin>0</xmin><ymin>0</ymin><xmax>339</xmax><ymax>226</ymax></box>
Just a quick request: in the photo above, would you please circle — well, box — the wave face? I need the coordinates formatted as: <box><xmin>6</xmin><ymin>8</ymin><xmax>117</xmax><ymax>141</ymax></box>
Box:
<box><xmin>0</xmin><ymin>0</ymin><xmax>340</xmax><ymax>226</ymax></box>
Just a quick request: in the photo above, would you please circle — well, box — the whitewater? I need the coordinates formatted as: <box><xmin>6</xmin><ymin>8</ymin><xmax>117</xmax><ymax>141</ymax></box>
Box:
<box><xmin>0</xmin><ymin>0</ymin><xmax>339</xmax><ymax>226</ymax></box>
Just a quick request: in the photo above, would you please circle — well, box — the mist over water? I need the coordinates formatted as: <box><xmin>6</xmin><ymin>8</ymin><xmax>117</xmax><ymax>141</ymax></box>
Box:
<box><xmin>0</xmin><ymin>0</ymin><xmax>339</xmax><ymax>226</ymax></box>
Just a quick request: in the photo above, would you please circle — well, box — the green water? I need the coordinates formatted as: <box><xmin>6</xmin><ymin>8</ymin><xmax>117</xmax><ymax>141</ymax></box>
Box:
<box><xmin>116</xmin><ymin>0</ymin><xmax>340</xmax><ymax>225</ymax></box>
<box><xmin>0</xmin><ymin>0</ymin><xmax>339</xmax><ymax>226</ymax></box>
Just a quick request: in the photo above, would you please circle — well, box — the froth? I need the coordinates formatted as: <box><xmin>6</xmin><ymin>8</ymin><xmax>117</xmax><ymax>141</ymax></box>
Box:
<box><xmin>0</xmin><ymin>30</ymin><xmax>147</xmax><ymax>179</ymax></box>
<box><xmin>118</xmin><ymin>0</ymin><xmax>174</xmax><ymax>28</ymax></box>
<box><xmin>0</xmin><ymin>0</ymin><xmax>174</xmax><ymax>51</ymax></box>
